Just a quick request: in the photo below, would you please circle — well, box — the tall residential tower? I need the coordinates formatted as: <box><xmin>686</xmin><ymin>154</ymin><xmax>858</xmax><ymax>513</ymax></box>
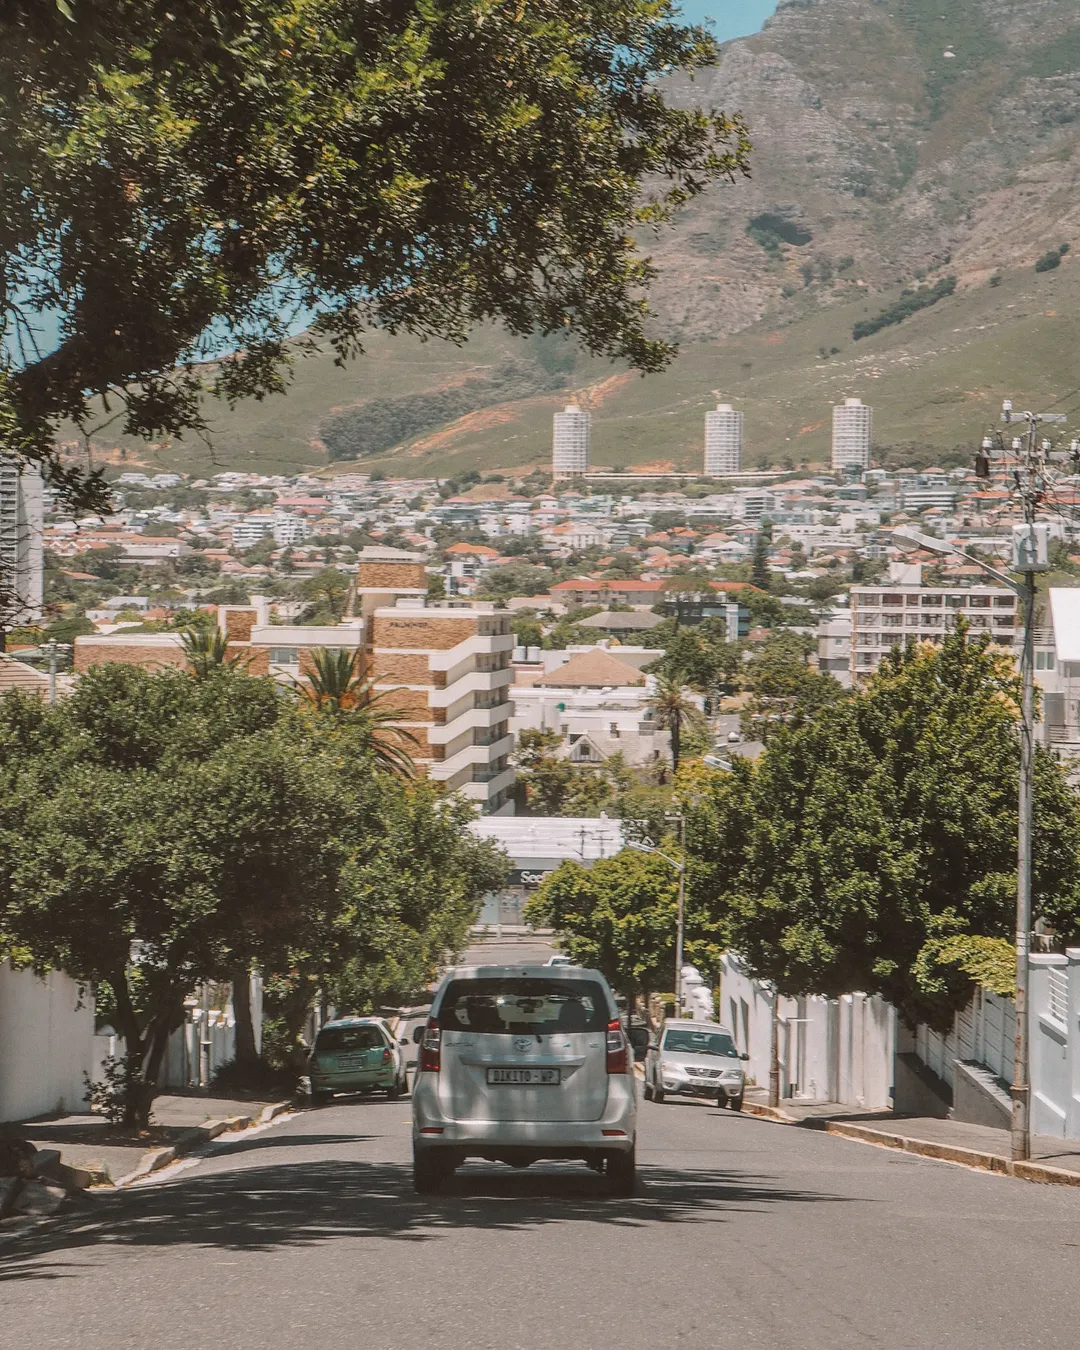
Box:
<box><xmin>552</xmin><ymin>404</ymin><xmax>590</xmax><ymax>480</ymax></box>
<box><xmin>704</xmin><ymin>403</ymin><xmax>743</xmax><ymax>474</ymax></box>
<box><xmin>0</xmin><ymin>455</ymin><xmax>44</xmax><ymax>629</ymax></box>
<box><xmin>831</xmin><ymin>398</ymin><xmax>873</xmax><ymax>472</ymax></box>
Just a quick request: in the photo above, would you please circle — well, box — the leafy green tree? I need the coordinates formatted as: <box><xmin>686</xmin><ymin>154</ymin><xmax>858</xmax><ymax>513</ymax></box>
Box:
<box><xmin>740</xmin><ymin>630</ymin><xmax>841</xmax><ymax>739</ymax></box>
<box><xmin>2</xmin><ymin>0</ymin><xmax>749</xmax><ymax>506</ymax></box>
<box><xmin>751</xmin><ymin>521</ymin><xmax>773</xmax><ymax>591</ymax></box>
<box><xmin>524</xmin><ymin>846</ymin><xmax>724</xmax><ymax>1006</ymax></box>
<box><xmin>694</xmin><ymin>632</ymin><xmax>1080</xmax><ymax>1029</ymax></box>
<box><xmin>299</xmin><ymin>568</ymin><xmax>350</xmax><ymax>622</ymax></box>
<box><xmin>295</xmin><ymin>649</ymin><xmax>420</xmax><ymax>776</ymax></box>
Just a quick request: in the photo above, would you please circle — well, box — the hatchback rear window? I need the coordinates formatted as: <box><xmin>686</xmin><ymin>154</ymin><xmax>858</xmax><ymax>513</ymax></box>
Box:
<box><xmin>438</xmin><ymin>978</ymin><xmax>609</xmax><ymax>1034</ymax></box>
<box><xmin>315</xmin><ymin>1025</ymin><xmax>385</xmax><ymax>1052</ymax></box>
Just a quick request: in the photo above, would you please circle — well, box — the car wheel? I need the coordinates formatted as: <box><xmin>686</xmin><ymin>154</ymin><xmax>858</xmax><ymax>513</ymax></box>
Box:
<box><xmin>607</xmin><ymin>1146</ymin><xmax>636</xmax><ymax>1198</ymax></box>
<box><xmin>413</xmin><ymin>1148</ymin><xmax>450</xmax><ymax>1194</ymax></box>
<box><xmin>643</xmin><ymin>1078</ymin><xmax>654</xmax><ymax>1102</ymax></box>
<box><xmin>729</xmin><ymin>1093</ymin><xmax>744</xmax><ymax>1112</ymax></box>
<box><xmin>310</xmin><ymin>1089</ymin><xmax>330</xmax><ymax>1107</ymax></box>
<box><xmin>653</xmin><ymin>1084</ymin><xmax>665</xmax><ymax>1104</ymax></box>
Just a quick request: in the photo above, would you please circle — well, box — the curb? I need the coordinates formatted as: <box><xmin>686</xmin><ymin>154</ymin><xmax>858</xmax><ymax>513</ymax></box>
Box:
<box><xmin>114</xmin><ymin>1099</ymin><xmax>294</xmax><ymax>1187</ymax></box>
<box><xmin>741</xmin><ymin>1107</ymin><xmax>1080</xmax><ymax>1188</ymax></box>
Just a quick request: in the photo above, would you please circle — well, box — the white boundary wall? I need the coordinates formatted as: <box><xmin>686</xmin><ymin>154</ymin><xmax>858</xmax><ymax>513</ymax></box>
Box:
<box><xmin>0</xmin><ymin>961</ymin><xmax>95</xmax><ymax>1122</ymax></box>
<box><xmin>719</xmin><ymin>954</ymin><xmax>895</xmax><ymax>1109</ymax></box>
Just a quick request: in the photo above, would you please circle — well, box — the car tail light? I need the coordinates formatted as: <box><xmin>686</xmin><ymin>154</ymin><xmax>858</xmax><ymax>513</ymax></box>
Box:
<box><xmin>419</xmin><ymin>1018</ymin><xmax>441</xmax><ymax>1073</ymax></box>
<box><xmin>381</xmin><ymin>1048</ymin><xmax>392</xmax><ymax>1065</ymax></box>
<box><xmin>606</xmin><ymin>1019</ymin><xmax>629</xmax><ymax>1075</ymax></box>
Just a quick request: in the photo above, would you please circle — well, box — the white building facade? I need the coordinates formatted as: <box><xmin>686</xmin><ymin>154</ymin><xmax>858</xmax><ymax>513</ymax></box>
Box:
<box><xmin>831</xmin><ymin>398</ymin><xmax>873</xmax><ymax>473</ymax></box>
<box><xmin>704</xmin><ymin>403</ymin><xmax>743</xmax><ymax>475</ymax></box>
<box><xmin>552</xmin><ymin>404</ymin><xmax>591</xmax><ymax>480</ymax></box>
<box><xmin>0</xmin><ymin>454</ymin><xmax>44</xmax><ymax>624</ymax></box>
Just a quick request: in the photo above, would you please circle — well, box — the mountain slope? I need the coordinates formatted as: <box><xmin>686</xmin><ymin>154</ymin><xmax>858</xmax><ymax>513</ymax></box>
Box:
<box><xmin>80</xmin><ymin>0</ymin><xmax>1080</xmax><ymax>479</ymax></box>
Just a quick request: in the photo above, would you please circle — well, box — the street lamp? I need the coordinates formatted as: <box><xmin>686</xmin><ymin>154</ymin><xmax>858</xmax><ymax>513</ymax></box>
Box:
<box><xmin>627</xmin><ymin>814</ymin><xmax>687</xmax><ymax>1015</ymax></box>
<box><xmin>892</xmin><ymin>522</ymin><xmax>1041</xmax><ymax>1161</ymax></box>
<box><xmin>40</xmin><ymin>640</ymin><xmax>72</xmax><ymax>705</ymax></box>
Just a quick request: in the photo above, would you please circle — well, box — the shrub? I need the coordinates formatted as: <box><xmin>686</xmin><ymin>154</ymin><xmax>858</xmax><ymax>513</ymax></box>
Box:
<box><xmin>852</xmin><ymin>275</ymin><xmax>957</xmax><ymax>341</ymax></box>
<box><xmin>1035</xmin><ymin>250</ymin><xmax>1062</xmax><ymax>273</ymax></box>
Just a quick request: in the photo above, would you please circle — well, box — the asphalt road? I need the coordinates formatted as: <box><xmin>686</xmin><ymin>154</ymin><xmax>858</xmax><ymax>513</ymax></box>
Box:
<box><xmin>5</xmin><ymin>1089</ymin><xmax>1080</xmax><ymax>1350</ymax></box>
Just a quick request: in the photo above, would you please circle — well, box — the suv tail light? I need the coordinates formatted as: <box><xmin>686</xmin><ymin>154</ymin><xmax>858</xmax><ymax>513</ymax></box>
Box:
<box><xmin>419</xmin><ymin>1018</ymin><xmax>441</xmax><ymax>1073</ymax></box>
<box><xmin>606</xmin><ymin>1019</ymin><xmax>629</xmax><ymax>1075</ymax></box>
<box><xmin>381</xmin><ymin>1048</ymin><xmax>392</xmax><ymax>1065</ymax></box>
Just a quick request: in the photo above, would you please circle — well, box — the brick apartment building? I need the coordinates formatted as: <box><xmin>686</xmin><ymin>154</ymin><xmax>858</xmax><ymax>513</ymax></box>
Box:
<box><xmin>73</xmin><ymin>548</ymin><xmax>516</xmax><ymax>814</ymax></box>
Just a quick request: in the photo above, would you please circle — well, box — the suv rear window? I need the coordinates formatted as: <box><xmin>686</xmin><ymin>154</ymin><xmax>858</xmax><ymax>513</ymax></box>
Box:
<box><xmin>315</xmin><ymin>1025</ymin><xmax>385</xmax><ymax>1052</ymax></box>
<box><xmin>438</xmin><ymin>978</ymin><xmax>609</xmax><ymax>1034</ymax></box>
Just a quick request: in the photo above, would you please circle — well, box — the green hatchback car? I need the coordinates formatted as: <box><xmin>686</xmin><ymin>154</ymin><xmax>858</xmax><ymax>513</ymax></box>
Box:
<box><xmin>308</xmin><ymin>1017</ymin><xmax>409</xmax><ymax>1105</ymax></box>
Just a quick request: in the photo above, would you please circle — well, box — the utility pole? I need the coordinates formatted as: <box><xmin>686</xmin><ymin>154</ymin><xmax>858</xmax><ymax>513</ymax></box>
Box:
<box><xmin>768</xmin><ymin>991</ymin><xmax>781</xmax><ymax>1108</ymax></box>
<box><xmin>674</xmin><ymin>813</ymin><xmax>686</xmax><ymax>1016</ymax></box>
<box><xmin>1000</xmin><ymin>400</ymin><xmax>1063</xmax><ymax>1162</ymax></box>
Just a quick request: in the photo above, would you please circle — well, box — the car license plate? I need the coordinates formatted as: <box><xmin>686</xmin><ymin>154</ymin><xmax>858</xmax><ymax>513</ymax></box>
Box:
<box><xmin>486</xmin><ymin>1067</ymin><xmax>561</xmax><ymax>1085</ymax></box>
<box><xmin>336</xmin><ymin>1056</ymin><xmax>365</xmax><ymax>1069</ymax></box>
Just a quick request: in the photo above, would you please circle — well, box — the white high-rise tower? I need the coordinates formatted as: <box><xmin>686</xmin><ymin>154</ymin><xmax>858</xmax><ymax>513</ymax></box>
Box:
<box><xmin>704</xmin><ymin>403</ymin><xmax>743</xmax><ymax>475</ymax></box>
<box><xmin>552</xmin><ymin>404</ymin><xmax>590</xmax><ymax>480</ymax></box>
<box><xmin>0</xmin><ymin>455</ymin><xmax>44</xmax><ymax>628</ymax></box>
<box><xmin>831</xmin><ymin>398</ymin><xmax>872</xmax><ymax>472</ymax></box>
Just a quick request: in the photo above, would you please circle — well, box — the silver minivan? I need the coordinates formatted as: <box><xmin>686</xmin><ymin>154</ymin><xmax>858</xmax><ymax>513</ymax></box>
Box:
<box><xmin>410</xmin><ymin>965</ymin><xmax>637</xmax><ymax>1194</ymax></box>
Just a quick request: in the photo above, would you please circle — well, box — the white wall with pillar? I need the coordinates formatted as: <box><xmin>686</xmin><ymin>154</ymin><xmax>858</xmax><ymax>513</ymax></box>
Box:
<box><xmin>0</xmin><ymin>961</ymin><xmax>95</xmax><ymax>1122</ymax></box>
<box><xmin>718</xmin><ymin>954</ymin><xmax>895</xmax><ymax>1109</ymax></box>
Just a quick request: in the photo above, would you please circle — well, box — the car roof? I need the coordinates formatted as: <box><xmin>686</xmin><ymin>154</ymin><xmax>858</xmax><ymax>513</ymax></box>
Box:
<box><xmin>440</xmin><ymin>964</ymin><xmax>605</xmax><ymax>981</ymax></box>
<box><xmin>661</xmin><ymin>1019</ymin><xmax>734</xmax><ymax>1033</ymax></box>
<box><xmin>320</xmin><ymin>1016</ymin><xmax>387</xmax><ymax>1029</ymax></box>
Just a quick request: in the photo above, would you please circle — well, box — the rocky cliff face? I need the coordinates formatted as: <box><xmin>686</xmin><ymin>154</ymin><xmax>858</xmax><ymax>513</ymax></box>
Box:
<box><xmin>651</xmin><ymin>0</ymin><xmax>1080</xmax><ymax>339</ymax></box>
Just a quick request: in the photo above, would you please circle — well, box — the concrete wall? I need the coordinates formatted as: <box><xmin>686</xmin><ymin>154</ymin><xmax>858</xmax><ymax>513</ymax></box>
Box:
<box><xmin>718</xmin><ymin>955</ymin><xmax>895</xmax><ymax>1109</ymax></box>
<box><xmin>0</xmin><ymin>962</ymin><xmax>95</xmax><ymax>1122</ymax></box>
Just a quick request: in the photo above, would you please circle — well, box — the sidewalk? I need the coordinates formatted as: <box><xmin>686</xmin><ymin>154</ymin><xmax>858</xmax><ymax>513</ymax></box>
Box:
<box><xmin>742</xmin><ymin>1088</ymin><xmax>1080</xmax><ymax>1183</ymax></box>
<box><xmin>13</xmin><ymin>1093</ymin><xmax>291</xmax><ymax>1187</ymax></box>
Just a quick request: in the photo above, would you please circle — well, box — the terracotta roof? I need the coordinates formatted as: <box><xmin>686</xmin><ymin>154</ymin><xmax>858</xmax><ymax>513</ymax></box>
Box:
<box><xmin>535</xmin><ymin>648</ymin><xmax>646</xmax><ymax>688</ymax></box>
<box><xmin>444</xmin><ymin>542</ymin><xmax>499</xmax><ymax>557</ymax></box>
<box><xmin>549</xmin><ymin>578</ymin><xmax>664</xmax><ymax>594</ymax></box>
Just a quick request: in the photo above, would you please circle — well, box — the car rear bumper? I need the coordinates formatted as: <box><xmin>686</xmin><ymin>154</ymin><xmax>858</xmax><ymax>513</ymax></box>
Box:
<box><xmin>412</xmin><ymin>1075</ymin><xmax>636</xmax><ymax>1154</ymax></box>
<box><xmin>310</xmin><ymin>1070</ymin><xmax>396</xmax><ymax>1090</ymax></box>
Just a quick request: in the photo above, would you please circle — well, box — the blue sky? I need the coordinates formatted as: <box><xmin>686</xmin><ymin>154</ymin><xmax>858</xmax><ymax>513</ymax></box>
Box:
<box><xmin>680</xmin><ymin>0</ymin><xmax>777</xmax><ymax>41</ymax></box>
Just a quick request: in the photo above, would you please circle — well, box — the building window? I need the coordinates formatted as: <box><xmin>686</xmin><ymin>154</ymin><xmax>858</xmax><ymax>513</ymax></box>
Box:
<box><xmin>1036</xmin><ymin>650</ymin><xmax>1056</xmax><ymax>671</ymax></box>
<box><xmin>968</xmin><ymin>595</ymin><xmax>991</xmax><ymax>609</ymax></box>
<box><xmin>994</xmin><ymin>615</ymin><xmax>1014</xmax><ymax>627</ymax></box>
<box><xmin>882</xmin><ymin>614</ymin><xmax>904</xmax><ymax>628</ymax></box>
<box><xmin>857</xmin><ymin>653</ymin><xmax>874</xmax><ymax>667</ymax></box>
<box><xmin>858</xmin><ymin>634</ymin><xmax>877</xmax><ymax>647</ymax></box>
<box><xmin>993</xmin><ymin>596</ymin><xmax>1014</xmax><ymax>609</ymax></box>
<box><xmin>920</xmin><ymin>594</ymin><xmax>943</xmax><ymax>607</ymax></box>
<box><xmin>945</xmin><ymin>595</ymin><xmax>965</xmax><ymax>608</ymax></box>
<box><xmin>882</xmin><ymin>595</ymin><xmax>904</xmax><ymax>607</ymax></box>
<box><xmin>269</xmin><ymin>647</ymin><xmax>299</xmax><ymax>665</ymax></box>
<box><xmin>921</xmin><ymin>614</ymin><xmax>943</xmax><ymax>628</ymax></box>
<box><xmin>906</xmin><ymin>594</ymin><xmax>920</xmax><ymax>607</ymax></box>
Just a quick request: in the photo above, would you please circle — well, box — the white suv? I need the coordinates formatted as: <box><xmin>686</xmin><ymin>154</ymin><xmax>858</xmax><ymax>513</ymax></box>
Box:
<box><xmin>411</xmin><ymin>965</ymin><xmax>637</xmax><ymax>1195</ymax></box>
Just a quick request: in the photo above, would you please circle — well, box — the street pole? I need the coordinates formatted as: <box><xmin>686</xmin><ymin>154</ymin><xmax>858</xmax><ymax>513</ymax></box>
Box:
<box><xmin>46</xmin><ymin>641</ymin><xmax>58</xmax><ymax>705</ymax></box>
<box><xmin>674</xmin><ymin>814</ymin><xmax>686</xmax><ymax>1016</ymax></box>
<box><xmin>1013</xmin><ymin>562</ymin><xmax>1035</xmax><ymax>1160</ymax></box>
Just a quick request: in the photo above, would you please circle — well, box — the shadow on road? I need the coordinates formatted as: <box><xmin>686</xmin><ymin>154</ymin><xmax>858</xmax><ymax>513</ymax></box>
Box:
<box><xmin>0</xmin><ymin>1158</ymin><xmax>858</xmax><ymax>1282</ymax></box>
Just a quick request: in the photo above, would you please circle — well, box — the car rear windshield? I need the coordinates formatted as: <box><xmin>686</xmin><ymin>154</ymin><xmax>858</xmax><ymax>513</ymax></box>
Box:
<box><xmin>438</xmin><ymin>978</ymin><xmax>610</xmax><ymax>1035</ymax></box>
<box><xmin>314</xmin><ymin>1025</ymin><xmax>385</xmax><ymax>1053</ymax></box>
<box><xmin>662</xmin><ymin>1028</ymin><xmax>739</xmax><ymax>1058</ymax></box>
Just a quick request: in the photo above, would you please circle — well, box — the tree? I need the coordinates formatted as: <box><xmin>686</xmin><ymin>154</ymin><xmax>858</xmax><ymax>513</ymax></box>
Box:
<box><xmin>693</xmin><ymin>632</ymin><xmax>1080</xmax><ymax>1029</ymax></box>
<box><xmin>740</xmin><ymin>630</ymin><xmax>841</xmax><ymax>739</ymax></box>
<box><xmin>647</xmin><ymin>673</ymin><xmax>706</xmax><ymax>772</ymax></box>
<box><xmin>295</xmin><ymin>648</ymin><xmax>419</xmax><ymax>776</ymax></box>
<box><xmin>180</xmin><ymin>625</ymin><xmax>249</xmax><ymax>677</ymax></box>
<box><xmin>524</xmin><ymin>845</ymin><xmax>724</xmax><ymax>1006</ymax></box>
<box><xmin>751</xmin><ymin>521</ymin><xmax>774</xmax><ymax>591</ymax></box>
<box><xmin>1</xmin><ymin>0</ymin><xmax>750</xmax><ymax>508</ymax></box>
<box><xmin>299</xmin><ymin>569</ymin><xmax>349</xmax><ymax>622</ymax></box>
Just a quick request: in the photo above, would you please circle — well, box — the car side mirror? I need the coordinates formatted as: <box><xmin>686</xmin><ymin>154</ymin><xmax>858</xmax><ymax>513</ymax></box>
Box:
<box><xmin>628</xmin><ymin>1027</ymin><xmax>650</xmax><ymax>1049</ymax></box>
<box><xmin>412</xmin><ymin>1025</ymin><xmax>426</xmax><ymax>1044</ymax></box>
<box><xmin>399</xmin><ymin>1037</ymin><xmax>410</xmax><ymax>1045</ymax></box>
<box><xmin>740</xmin><ymin>1052</ymin><xmax>750</xmax><ymax>1061</ymax></box>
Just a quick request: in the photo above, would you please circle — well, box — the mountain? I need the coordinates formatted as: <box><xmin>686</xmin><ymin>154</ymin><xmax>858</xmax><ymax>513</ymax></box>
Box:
<box><xmin>85</xmin><ymin>0</ymin><xmax>1080</xmax><ymax>481</ymax></box>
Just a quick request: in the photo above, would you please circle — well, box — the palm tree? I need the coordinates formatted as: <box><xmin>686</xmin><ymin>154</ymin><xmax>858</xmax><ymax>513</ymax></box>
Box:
<box><xmin>180</xmin><ymin>626</ymin><xmax>249</xmax><ymax>678</ymax></box>
<box><xmin>648</xmin><ymin>672</ymin><xmax>706</xmax><ymax>774</ymax></box>
<box><xmin>297</xmin><ymin>647</ymin><xmax>419</xmax><ymax>776</ymax></box>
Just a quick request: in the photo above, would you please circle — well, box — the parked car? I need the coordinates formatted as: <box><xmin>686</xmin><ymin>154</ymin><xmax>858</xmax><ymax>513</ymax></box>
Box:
<box><xmin>544</xmin><ymin>954</ymin><xmax>574</xmax><ymax>967</ymax></box>
<box><xmin>308</xmin><ymin>1016</ymin><xmax>408</xmax><ymax>1105</ymax></box>
<box><xmin>410</xmin><ymin>965</ymin><xmax>637</xmax><ymax>1195</ymax></box>
<box><xmin>643</xmin><ymin>1020</ymin><xmax>748</xmax><ymax>1109</ymax></box>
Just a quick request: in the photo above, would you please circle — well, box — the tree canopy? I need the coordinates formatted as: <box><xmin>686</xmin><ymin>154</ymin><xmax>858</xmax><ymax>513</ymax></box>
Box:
<box><xmin>690</xmin><ymin>632</ymin><xmax>1080</xmax><ymax>1028</ymax></box>
<box><xmin>1</xmin><ymin>0</ymin><xmax>750</xmax><ymax>505</ymax></box>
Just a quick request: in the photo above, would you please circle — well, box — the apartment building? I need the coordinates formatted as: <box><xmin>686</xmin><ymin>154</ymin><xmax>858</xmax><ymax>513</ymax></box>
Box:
<box><xmin>849</xmin><ymin>562</ymin><xmax>1017</xmax><ymax>681</ymax></box>
<box><xmin>366</xmin><ymin>598</ymin><xmax>515</xmax><ymax>814</ymax></box>
<box><xmin>831</xmin><ymin>398</ymin><xmax>872</xmax><ymax>473</ymax></box>
<box><xmin>0</xmin><ymin>454</ymin><xmax>44</xmax><ymax>624</ymax></box>
<box><xmin>1030</xmin><ymin>588</ymin><xmax>1080</xmax><ymax>755</ymax></box>
<box><xmin>73</xmin><ymin>549</ymin><xmax>517</xmax><ymax>813</ymax></box>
